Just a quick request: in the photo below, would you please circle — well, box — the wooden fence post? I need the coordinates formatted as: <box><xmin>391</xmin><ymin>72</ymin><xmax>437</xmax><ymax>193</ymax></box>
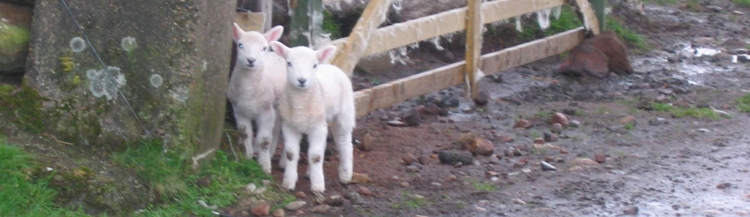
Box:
<box><xmin>464</xmin><ymin>0</ymin><xmax>482</xmax><ymax>99</ymax></box>
<box><xmin>330</xmin><ymin>0</ymin><xmax>394</xmax><ymax>77</ymax></box>
<box><xmin>589</xmin><ymin>0</ymin><xmax>606</xmax><ymax>31</ymax></box>
<box><xmin>289</xmin><ymin>0</ymin><xmax>323</xmax><ymax>47</ymax></box>
<box><xmin>572</xmin><ymin>0</ymin><xmax>601</xmax><ymax>35</ymax></box>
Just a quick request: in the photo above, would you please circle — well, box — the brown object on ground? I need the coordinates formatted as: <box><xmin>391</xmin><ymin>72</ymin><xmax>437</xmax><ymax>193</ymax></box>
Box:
<box><xmin>559</xmin><ymin>30</ymin><xmax>633</xmax><ymax>78</ymax></box>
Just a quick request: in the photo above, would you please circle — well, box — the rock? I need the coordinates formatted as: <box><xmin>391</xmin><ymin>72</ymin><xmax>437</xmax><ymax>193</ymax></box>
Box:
<box><xmin>351</xmin><ymin>172</ymin><xmax>372</xmax><ymax>184</ymax></box>
<box><xmin>498</xmin><ymin>134</ymin><xmax>514</xmax><ymax>142</ymax></box>
<box><xmin>717</xmin><ymin>183</ymin><xmax>731</xmax><ymax>189</ymax></box>
<box><xmin>569</xmin><ymin>120</ymin><xmax>580</xmax><ymax>128</ymax></box>
<box><xmin>405</xmin><ymin>165</ymin><xmax>421</xmax><ymax>173</ymax></box>
<box><xmin>401</xmin><ymin>109</ymin><xmax>421</xmax><ymax>126</ymax></box>
<box><xmin>733</xmin><ymin>10</ymin><xmax>745</xmax><ymax>15</ymax></box>
<box><xmin>623</xmin><ymin>206</ymin><xmax>639</xmax><ymax>215</ymax></box>
<box><xmin>514</xmin><ymin>119</ymin><xmax>534</xmax><ymax>129</ymax></box>
<box><xmin>285</xmin><ymin>201</ymin><xmax>307</xmax><ymax>211</ymax></box>
<box><xmin>511</xmin><ymin>198</ymin><xmax>527</xmax><ymax>205</ymax></box>
<box><xmin>344</xmin><ymin>192</ymin><xmax>365</xmax><ymax>204</ymax></box>
<box><xmin>418</xmin><ymin>155</ymin><xmax>435</xmax><ymax>165</ymax></box>
<box><xmin>619</xmin><ymin>115</ymin><xmax>636</xmax><ymax>124</ymax></box>
<box><xmin>667</xmin><ymin>56</ymin><xmax>680</xmax><ymax>63</ymax></box>
<box><xmin>357</xmin><ymin>187</ymin><xmax>372</xmax><ymax>196</ymax></box>
<box><xmin>0</xmin><ymin>3</ymin><xmax>33</xmax><ymax>75</ymax></box>
<box><xmin>356</xmin><ymin>52</ymin><xmax>396</xmax><ymax>74</ymax></box>
<box><xmin>488</xmin><ymin>154</ymin><xmax>502</xmax><ymax>164</ymax></box>
<box><xmin>560</xmin><ymin>149</ymin><xmax>569</xmax><ymax>154</ymax></box>
<box><xmin>474</xmin><ymin>206</ymin><xmax>487</xmax><ymax>212</ymax></box>
<box><xmin>533</xmin><ymin>138</ymin><xmax>545</xmax><ymax>144</ymax></box>
<box><xmin>24</xmin><ymin>0</ymin><xmax>235</xmax><ymax>173</ymax></box>
<box><xmin>705</xmin><ymin>5</ymin><xmax>722</xmax><ymax>12</ymax></box>
<box><xmin>387</xmin><ymin>120</ymin><xmax>406</xmax><ymax>126</ymax></box>
<box><xmin>295</xmin><ymin>191</ymin><xmax>307</xmax><ymax>199</ymax></box>
<box><xmin>543</xmin><ymin>132</ymin><xmax>559</xmax><ymax>142</ymax></box>
<box><xmin>325</xmin><ymin>195</ymin><xmax>345</xmax><ymax>207</ymax></box>
<box><xmin>551</xmin><ymin>112</ymin><xmax>569</xmax><ymax>126</ymax></box>
<box><xmin>402</xmin><ymin>154</ymin><xmax>418</xmax><ymax>165</ymax></box>
<box><xmin>562</xmin><ymin>108</ymin><xmax>578</xmax><ymax>116</ymax></box>
<box><xmin>551</xmin><ymin>123</ymin><xmax>563</xmax><ymax>134</ymax></box>
<box><xmin>512</xmin><ymin>148</ymin><xmax>524</xmax><ymax>156</ymax></box>
<box><xmin>461</xmin><ymin>107</ymin><xmax>475</xmax><ymax>114</ymax></box>
<box><xmin>272</xmin><ymin>209</ymin><xmax>284</xmax><ymax>217</ymax></box>
<box><xmin>360</xmin><ymin>132</ymin><xmax>374</xmax><ymax>151</ymax></box>
<box><xmin>649</xmin><ymin>117</ymin><xmax>668</xmax><ymax>125</ymax></box>
<box><xmin>505</xmin><ymin>149</ymin><xmax>514</xmax><ymax>157</ymax></box>
<box><xmin>594</xmin><ymin>154</ymin><xmax>606</xmax><ymax>164</ymax></box>
<box><xmin>311</xmin><ymin>204</ymin><xmax>331</xmax><ymax>213</ymax></box>
<box><xmin>437</xmin><ymin>96</ymin><xmax>460</xmax><ymax>108</ymax></box>
<box><xmin>240</xmin><ymin>210</ymin><xmax>250</xmax><ymax>217</ymax></box>
<box><xmin>424</xmin><ymin>103</ymin><xmax>447</xmax><ymax>116</ymax></box>
<box><xmin>541</xmin><ymin>161</ymin><xmax>557</xmax><ymax>171</ymax></box>
<box><xmin>571</xmin><ymin>158</ymin><xmax>599</xmax><ymax>166</ymax></box>
<box><xmin>196</xmin><ymin>176</ymin><xmax>211</xmax><ymax>188</ymax></box>
<box><xmin>438</xmin><ymin>151</ymin><xmax>475</xmax><ymax>165</ymax></box>
<box><xmin>252</xmin><ymin>203</ymin><xmax>271</xmax><ymax>217</ymax></box>
<box><xmin>693</xmin><ymin>37</ymin><xmax>714</xmax><ymax>44</ymax></box>
<box><xmin>474</xmin><ymin>91</ymin><xmax>490</xmax><ymax>106</ymax></box>
<box><xmin>400</xmin><ymin>181</ymin><xmax>410</xmax><ymax>188</ymax></box>
<box><xmin>446</xmin><ymin>174</ymin><xmax>458</xmax><ymax>182</ymax></box>
<box><xmin>467</xmin><ymin>136</ymin><xmax>495</xmax><ymax>156</ymax></box>
<box><xmin>486</xmin><ymin>171</ymin><xmax>499</xmax><ymax>178</ymax></box>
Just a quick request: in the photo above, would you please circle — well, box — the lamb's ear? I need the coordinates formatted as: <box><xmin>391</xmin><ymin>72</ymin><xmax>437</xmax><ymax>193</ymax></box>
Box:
<box><xmin>232</xmin><ymin>23</ymin><xmax>244</xmax><ymax>41</ymax></box>
<box><xmin>264</xmin><ymin>26</ymin><xmax>284</xmax><ymax>42</ymax></box>
<box><xmin>316</xmin><ymin>45</ymin><xmax>337</xmax><ymax>63</ymax></box>
<box><xmin>270</xmin><ymin>41</ymin><xmax>290</xmax><ymax>59</ymax></box>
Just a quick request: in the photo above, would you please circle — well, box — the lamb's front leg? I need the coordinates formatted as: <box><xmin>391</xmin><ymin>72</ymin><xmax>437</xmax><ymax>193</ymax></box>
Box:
<box><xmin>255</xmin><ymin>111</ymin><xmax>277</xmax><ymax>174</ymax></box>
<box><xmin>234</xmin><ymin>112</ymin><xmax>255</xmax><ymax>159</ymax></box>
<box><xmin>281</xmin><ymin>124</ymin><xmax>302</xmax><ymax>191</ymax></box>
<box><xmin>307</xmin><ymin>126</ymin><xmax>328</xmax><ymax>202</ymax></box>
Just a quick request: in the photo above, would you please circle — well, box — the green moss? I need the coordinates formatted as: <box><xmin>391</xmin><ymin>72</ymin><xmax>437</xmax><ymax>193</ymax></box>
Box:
<box><xmin>72</xmin><ymin>75</ymin><xmax>81</xmax><ymax>85</ymax></box>
<box><xmin>0</xmin><ymin>22</ymin><xmax>30</xmax><ymax>55</ymax></box>
<box><xmin>60</xmin><ymin>56</ymin><xmax>75</xmax><ymax>72</ymax></box>
<box><xmin>0</xmin><ymin>83</ymin><xmax>47</xmax><ymax>133</ymax></box>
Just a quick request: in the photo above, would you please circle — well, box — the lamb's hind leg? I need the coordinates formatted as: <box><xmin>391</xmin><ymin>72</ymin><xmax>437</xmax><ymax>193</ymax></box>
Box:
<box><xmin>255</xmin><ymin>110</ymin><xmax>277</xmax><ymax>174</ymax></box>
<box><xmin>333</xmin><ymin>114</ymin><xmax>355</xmax><ymax>184</ymax></box>
<box><xmin>234</xmin><ymin>111</ymin><xmax>254</xmax><ymax>159</ymax></box>
<box><xmin>307</xmin><ymin>126</ymin><xmax>328</xmax><ymax>202</ymax></box>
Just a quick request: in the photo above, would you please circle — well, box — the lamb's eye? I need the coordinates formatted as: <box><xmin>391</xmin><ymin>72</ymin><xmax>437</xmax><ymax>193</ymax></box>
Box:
<box><xmin>263</xmin><ymin>47</ymin><xmax>267</xmax><ymax>51</ymax></box>
<box><xmin>238</xmin><ymin>43</ymin><xmax>243</xmax><ymax>49</ymax></box>
<box><xmin>313</xmin><ymin>64</ymin><xmax>317</xmax><ymax>68</ymax></box>
<box><xmin>287</xmin><ymin>62</ymin><xmax>292</xmax><ymax>67</ymax></box>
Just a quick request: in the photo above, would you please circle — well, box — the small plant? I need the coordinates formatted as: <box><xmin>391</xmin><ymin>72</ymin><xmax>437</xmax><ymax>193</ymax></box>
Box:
<box><xmin>322</xmin><ymin>10</ymin><xmax>341</xmax><ymax>39</ymax></box>
<box><xmin>370</xmin><ymin>78</ymin><xmax>382</xmax><ymax>85</ymax></box>
<box><xmin>530</xmin><ymin>131</ymin><xmax>541</xmax><ymax>139</ymax></box>
<box><xmin>471</xmin><ymin>181</ymin><xmax>497</xmax><ymax>192</ymax></box>
<box><xmin>624</xmin><ymin>122</ymin><xmax>635</xmax><ymax>130</ymax></box>
<box><xmin>651</xmin><ymin>102</ymin><xmax>672</xmax><ymax>112</ymax></box>
<box><xmin>650</xmin><ymin>103</ymin><xmax>720</xmax><ymax>119</ymax></box>
<box><xmin>391</xmin><ymin>193</ymin><xmax>429</xmax><ymax>209</ymax></box>
<box><xmin>545</xmin><ymin>5</ymin><xmax>583</xmax><ymax>36</ymax></box>
<box><xmin>535</xmin><ymin>110</ymin><xmax>552</xmax><ymax>120</ymax></box>
<box><xmin>736</xmin><ymin>94</ymin><xmax>750</xmax><ymax>112</ymax></box>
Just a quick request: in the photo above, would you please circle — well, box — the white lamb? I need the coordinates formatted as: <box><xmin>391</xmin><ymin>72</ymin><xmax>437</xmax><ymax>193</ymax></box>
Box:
<box><xmin>227</xmin><ymin>23</ymin><xmax>286</xmax><ymax>174</ymax></box>
<box><xmin>269</xmin><ymin>41</ymin><xmax>355</xmax><ymax>200</ymax></box>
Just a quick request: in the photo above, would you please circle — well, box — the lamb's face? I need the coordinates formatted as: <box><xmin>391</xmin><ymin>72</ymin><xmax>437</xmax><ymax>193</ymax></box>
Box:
<box><xmin>284</xmin><ymin>48</ymin><xmax>320</xmax><ymax>89</ymax></box>
<box><xmin>232</xmin><ymin>24</ymin><xmax>283</xmax><ymax>70</ymax></box>
<box><xmin>270</xmin><ymin>42</ymin><xmax>338</xmax><ymax>90</ymax></box>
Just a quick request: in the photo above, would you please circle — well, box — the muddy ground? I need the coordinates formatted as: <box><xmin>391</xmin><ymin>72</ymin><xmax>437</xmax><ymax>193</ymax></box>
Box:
<box><xmin>226</xmin><ymin>1</ymin><xmax>750</xmax><ymax>216</ymax></box>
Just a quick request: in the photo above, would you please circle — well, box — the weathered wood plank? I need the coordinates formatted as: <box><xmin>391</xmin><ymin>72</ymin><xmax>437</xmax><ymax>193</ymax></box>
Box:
<box><xmin>331</xmin><ymin>0</ymin><xmax>566</xmax><ymax>57</ymax></box>
<box><xmin>234</xmin><ymin>12</ymin><xmax>266</xmax><ymax>32</ymax></box>
<box><xmin>464</xmin><ymin>0</ymin><xmax>482</xmax><ymax>98</ymax></box>
<box><xmin>571</xmin><ymin>0</ymin><xmax>601</xmax><ymax>35</ymax></box>
<box><xmin>354</xmin><ymin>27</ymin><xmax>586</xmax><ymax>117</ymax></box>
<box><xmin>330</xmin><ymin>0</ymin><xmax>393</xmax><ymax>76</ymax></box>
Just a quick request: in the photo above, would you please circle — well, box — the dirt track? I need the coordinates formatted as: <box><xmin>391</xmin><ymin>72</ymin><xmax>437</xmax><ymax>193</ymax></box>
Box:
<box><xmin>250</xmin><ymin>1</ymin><xmax>750</xmax><ymax>216</ymax></box>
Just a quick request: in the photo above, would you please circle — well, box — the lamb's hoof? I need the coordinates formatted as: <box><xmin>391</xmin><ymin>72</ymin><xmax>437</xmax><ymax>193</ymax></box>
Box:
<box><xmin>312</xmin><ymin>191</ymin><xmax>325</xmax><ymax>204</ymax></box>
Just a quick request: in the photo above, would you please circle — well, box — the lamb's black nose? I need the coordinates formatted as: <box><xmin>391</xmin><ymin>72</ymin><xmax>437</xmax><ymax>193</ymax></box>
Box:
<box><xmin>298</xmin><ymin>78</ymin><xmax>307</xmax><ymax>85</ymax></box>
<box><xmin>247</xmin><ymin>58</ymin><xmax>256</xmax><ymax>67</ymax></box>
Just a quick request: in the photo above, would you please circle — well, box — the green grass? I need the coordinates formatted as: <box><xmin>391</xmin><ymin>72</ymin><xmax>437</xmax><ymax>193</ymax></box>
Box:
<box><xmin>322</xmin><ymin>10</ymin><xmax>341</xmax><ymax>39</ymax></box>
<box><xmin>0</xmin><ymin>138</ymin><xmax>89</xmax><ymax>217</ymax></box>
<box><xmin>650</xmin><ymin>103</ymin><xmax>720</xmax><ymax>119</ymax></box>
<box><xmin>606</xmin><ymin>18</ymin><xmax>652</xmax><ymax>51</ymax></box>
<box><xmin>113</xmin><ymin>140</ymin><xmax>289</xmax><ymax>216</ymax></box>
<box><xmin>642</xmin><ymin>0</ymin><xmax>678</xmax><ymax>5</ymax></box>
<box><xmin>391</xmin><ymin>193</ymin><xmax>429</xmax><ymax>209</ymax></box>
<box><xmin>471</xmin><ymin>181</ymin><xmax>497</xmax><ymax>192</ymax></box>
<box><xmin>624</xmin><ymin>122</ymin><xmax>635</xmax><ymax>130</ymax></box>
<box><xmin>736</xmin><ymin>94</ymin><xmax>750</xmax><ymax>112</ymax></box>
<box><xmin>545</xmin><ymin>5</ymin><xmax>583</xmax><ymax>36</ymax></box>
<box><xmin>530</xmin><ymin>131</ymin><xmax>541</xmax><ymax>139</ymax></box>
<box><xmin>732</xmin><ymin>0</ymin><xmax>750</xmax><ymax>7</ymax></box>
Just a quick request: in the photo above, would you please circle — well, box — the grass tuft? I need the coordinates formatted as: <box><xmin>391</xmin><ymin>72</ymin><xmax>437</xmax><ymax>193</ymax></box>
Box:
<box><xmin>606</xmin><ymin>18</ymin><xmax>652</xmax><ymax>51</ymax></box>
<box><xmin>736</xmin><ymin>94</ymin><xmax>750</xmax><ymax>112</ymax></box>
<box><xmin>0</xmin><ymin>138</ymin><xmax>89</xmax><ymax>216</ymax></box>
<box><xmin>650</xmin><ymin>103</ymin><xmax>720</xmax><ymax>119</ymax></box>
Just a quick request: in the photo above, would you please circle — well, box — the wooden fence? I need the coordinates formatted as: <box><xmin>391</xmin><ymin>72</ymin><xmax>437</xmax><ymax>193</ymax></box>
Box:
<box><xmin>236</xmin><ymin>0</ymin><xmax>606</xmax><ymax>117</ymax></box>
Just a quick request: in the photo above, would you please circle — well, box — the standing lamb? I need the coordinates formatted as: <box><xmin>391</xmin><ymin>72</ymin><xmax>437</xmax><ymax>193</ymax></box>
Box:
<box><xmin>269</xmin><ymin>41</ymin><xmax>355</xmax><ymax>200</ymax></box>
<box><xmin>227</xmin><ymin>23</ymin><xmax>286</xmax><ymax>174</ymax></box>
